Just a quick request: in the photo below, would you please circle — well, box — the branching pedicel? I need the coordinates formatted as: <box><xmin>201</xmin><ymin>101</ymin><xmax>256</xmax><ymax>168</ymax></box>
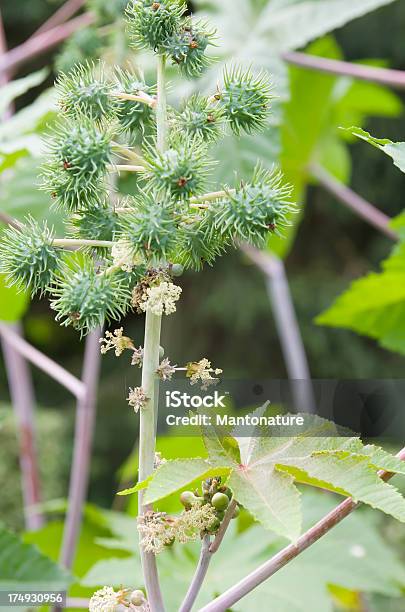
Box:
<box><xmin>0</xmin><ymin>1</ymin><xmax>292</xmax><ymax>610</ymax></box>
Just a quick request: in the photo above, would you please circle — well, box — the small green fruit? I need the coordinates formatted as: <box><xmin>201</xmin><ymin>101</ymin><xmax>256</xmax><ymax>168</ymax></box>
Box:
<box><xmin>180</xmin><ymin>491</ymin><xmax>197</xmax><ymax>508</ymax></box>
<box><xmin>211</xmin><ymin>492</ymin><xmax>229</xmax><ymax>511</ymax></box>
<box><xmin>171</xmin><ymin>263</ymin><xmax>184</xmax><ymax>277</ymax></box>
<box><xmin>207</xmin><ymin>518</ymin><xmax>221</xmax><ymax>533</ymax></box>
<box><xmin>130</xmin><ymin>590</ymin><xmax>145</xmax><ymax>606</ymax></box>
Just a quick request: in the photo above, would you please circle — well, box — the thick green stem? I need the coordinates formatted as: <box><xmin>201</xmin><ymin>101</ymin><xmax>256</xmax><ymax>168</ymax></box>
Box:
<box><xmin>137</xmin><ymin>52</ymin><xmax>167</xmax><ymax>612</ymax></box>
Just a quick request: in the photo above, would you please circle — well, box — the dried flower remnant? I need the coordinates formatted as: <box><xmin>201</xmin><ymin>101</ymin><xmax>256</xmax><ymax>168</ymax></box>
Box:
<box><xmin>131</xmin><ymin>345</ymin><xmax>144</xmax><ymax>367</ymax></box>
<box><xmin>154</xmin><ymin>451</ymin><xmax>167</xmax><ymax>469</ymax></box>
<box><xmin>140</xmin><ymin>281</ymin><xmax>182</xmax><ymax>316</ymax></box>
<box><xmin>99</xmin><ymin>328</ymin><xmax>135</xmax><ymax>356</ymax></box>
<box><xmin>127</xmin><ymin>386</ymin><xmax>148</xmax><ymax>412</ymax></box>
<box><xmin>186</xmin><ymin>358</ymin><xmax>223</xmax><ymax>389</ymax></box>
<box><xmin>156</xmin><ymin>357</ymin><xmax>176</xmax><ymax>380</ymax></box>
<box><xmin>138</xmin><ymin>511</ymin><xmax>175</xmax><ymax>554</ymax></box>
<box><xmin>176</xmin><ymin>501</ymin><xmax>217</xmax><ymax>543</ymax></box>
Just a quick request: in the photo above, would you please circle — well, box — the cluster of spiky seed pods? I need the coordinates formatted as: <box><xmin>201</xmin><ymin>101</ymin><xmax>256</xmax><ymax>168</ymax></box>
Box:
<box><xmin>0</xmin><ymin>0</ymin><xmax>294</xmax><ymax>335</ymax></box>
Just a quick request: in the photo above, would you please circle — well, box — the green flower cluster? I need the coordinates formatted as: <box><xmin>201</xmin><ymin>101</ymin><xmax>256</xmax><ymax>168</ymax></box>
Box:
<box><xmin>0</xmin><ymin>0</ymin><xmax>294</xmax><ymax>335</ymax></box>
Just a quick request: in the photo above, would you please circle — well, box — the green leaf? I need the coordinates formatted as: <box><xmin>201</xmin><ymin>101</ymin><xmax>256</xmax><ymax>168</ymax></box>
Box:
<box><xmin>345</xmin><ymin>126</ymin><xmax>405</xmax><ymax>173</ymax></box>
<box><xmin>0</xmin><ymin>70</ymin><xmax>48</xmax><ymax>115</ymax></box>
<box><xmin>143</xmin><ymin>458</ymin><xmax>231</xmax><ymax>505</ymax></box>
<box><xmin>0</xmin><ymin>522</ymin><xmax>71</xmax><ymax>592</ymax></box>
<box><xmin>316</xmin><ymin>243</ymin><xmax>405</xmax><ymax>355</ymax></box>
<box><xmin>0</xmin><ymin>274</ymin><xmax>29</xmax><ymax>322</ymax></box>
<box><xmin>139</xmin><ymin>414</ymin><xmax>405</xmax><ymax>539</ymax></box>
<box><xmin>228</xmin><ymin>466</ymin><xmax>302</xmax><ymax>541</ymax></box>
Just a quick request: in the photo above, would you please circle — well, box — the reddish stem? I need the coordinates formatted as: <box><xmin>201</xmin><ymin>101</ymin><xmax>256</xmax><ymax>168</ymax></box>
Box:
<box><xmin>283</xmin><ymin>51</ymin><xmax>405</xmax><ymax>90</ymax></box>
<box><xmin>0</xmin><ymin>323</ymin><xmax>43</xmax><ymax>530</ymax></box>
<box><xmin>312</xmin><ymin>164</ymin><xmax>398</xmax><ymax>241</ymax></box>
<box><xmin>0</xmin><ymin>12</ymin><xmax>94</xmax><ymax>76</ymax></box>
<box><xmin>33</xmin><ymin>0</ymin><xmax>86</xmax><ymax>37</ymax></box>
<box><xmin>58</xmin><ymin>328</ymin><xmax>102</xmax><ymax>569</ymax></box>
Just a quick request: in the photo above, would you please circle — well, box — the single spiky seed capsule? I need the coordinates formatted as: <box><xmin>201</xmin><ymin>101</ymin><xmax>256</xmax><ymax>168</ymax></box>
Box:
<box><xmin>118</xmin><ymin>191</ymin><xmax>177</xmax><ymax>260</ymax></box>
<box><xmin>176</xmin><ymin>94</ymin><xmax>224</xmax><ymax>143</ymax></box>
<box><xmin>130</xmin><ymin>590</ymin><xmax>146</xmax><ymax>606</ymax></box>
<box><xmin>126</xmin><ymin>0</ymin><xmax>187</xmax><ymax>52</ymax></box>
<box><xmin>0</xmin><ymin>217</ymin><xmax>61</xmax><ymax>296</ymax></box>
<box><xmin>143</xmin><ymin>136</ymin><xmax>213</xmax><ymax>200</ymax></box>
<box><xmin>50</xmin><ymin>258</ymin><xmax>131</xmax><ymax>335</ymax></box>
<box><xmin>56</xmin><ymin>62</ymin><xmax>117</xmax><ymax>121</ymax></box>
<box><xmin>213</xmin><ymin>165</ymin><xmax>294</xmax><ymax>246</ymax></box>
<box><xmin>211</xmin><ymin>492</ymin><xmax>229</xmax><ymax>511</ymax></box>
<box><xmin>220</xmin><ymin>66</ymin><xmax>273</xmax><ymax>135</ymax></box>
<box><xmin>164</xmin><ymin>19</ymin><xmax>216</xmax><ymax>78</ymax></box>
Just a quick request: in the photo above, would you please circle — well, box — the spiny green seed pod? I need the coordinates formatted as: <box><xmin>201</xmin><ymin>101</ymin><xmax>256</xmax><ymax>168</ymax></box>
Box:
<box><xmin>56</xmin><ymin>62</ymin><xmax>117</xmax><ymax>121</ymax></box>
<box><xmin>0</xmin><ymin>217</ymin><xmax>60</xmax><ymax>296</ymax></box>
<box><xmin>219</xmin><ymin>66</ymin><xmax>273</xmax><ymax>135</ymax></box>
<box><xmin>119</xmin><ymin>191</ymin><xmax>177</xmax><ymax>260</ymax></box>
<box><xmin>143</xmin><ymin>135</ymin><xmax>213</xmax><ymax>200</ymax></box>
<box><xmin>173</xmin><ymin>216</ymin><xmax>225</xmax><ymax>271</ymax></box>
<box><xmin>55</xmin><ymin>27</ymin><xmax>102</xmax><ymax>74</ymax></box>
<box><xmin>115</xmin><ymin>67</ymin><xmax>156</xmax><ymax>134</ymax></box>
<box><xmin>211</xmin><ymin>492</ymin><xmax>229</xmax><ymax>511</ymax></box>
<box><xmin>176</xmin><ymin>94</ymin><xmax>224</xmax><ymax>143</ymax></box>
<box><xmin>213</xmin><ymin>165</ymin><xmax>294</xmax><ymax>246</ymax></box>
<box><xmin>69</xmin><ymin>205</ymin><xmax>119</xmax><ymax>250</ymax></box>
<box><xmin>164</xmin><ymin>19</ymin><xmax>216</xmax><ymax>78</ymax></box>
<box><xmin>50</xmin><ymin>258</ymin><xmax>131</xmax><ymax>335</ymax></box>
<box><xmin>42</xmin><ymin>119</ymin><xmax>113</xmax><ymax>208</ymax></box>
<box><xmin>126</xmin><ymin>0</ymin><xmax>186</xmax><ymax>52</ymax></box>
<box><xmin>41</xmin><ymin>166</ymin><xmax>109</xmax><ymax>212</ymax></box>
<box><xmin>86</xmin><ymin>0</ymin><xmax>129</xmax><ymax>24</ymax></box>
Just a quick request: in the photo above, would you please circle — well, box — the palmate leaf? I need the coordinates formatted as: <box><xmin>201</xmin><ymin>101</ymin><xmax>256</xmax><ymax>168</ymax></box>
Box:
<box><xmin>316</xmin><ymin>242</ymin><xmax>405</xmax><ymax>355</ymax></box>
<box><xmin>345</xmin><ymin>126</ymin><xmax>405</xmax><ymax>173</ymax></box>
<box><xmin>135</xmin><ymin>414</ymin><xmax>405</xmax><ymax>541</ymax></box>
<box><xmin>83</xmin><ymin>492</ymin><xmax>405</xmax><ymax>612</ymax></box>
<box><xmin>0</xmin><ymin>523</ymin><xmax>71</xmax><ymax>593</ymax></box>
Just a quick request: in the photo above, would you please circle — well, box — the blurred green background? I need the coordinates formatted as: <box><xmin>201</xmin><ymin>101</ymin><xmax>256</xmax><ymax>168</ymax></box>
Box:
<box><xmin>1</xmin><ymin>2</ymin><xmax>405</xmax><ymax>609</ymax></box>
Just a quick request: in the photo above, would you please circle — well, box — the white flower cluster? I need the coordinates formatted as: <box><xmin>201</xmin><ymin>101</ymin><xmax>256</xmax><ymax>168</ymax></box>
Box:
<box><xmin>187</xmin><ymin>358</ymin><xmax>223</xmax><ymax>389</ymax></box>
<box><xmin>88</xmin><ymin>586</ymin><xmax>121</xmax><ymax>612</ymax></box>
<box><xmin>156</xmin><ymin>357</ymin><xmax>176</xmax><ymax>381</ymax></box>
<box><xmin>88</xmin><ymin>587</ymin><xmax>150</xmax><ymax>611</ymax></box>
<box><xmin>99</xmin><ymin>328</ymin><xmax>134</xmax><ymax>356</ymax></box>
<box><xmin>127</xmin><ymin>386</ymin><xmax>148</xmax><ymax>412</ymax></box>
<box><xmin>140</xmin><ymin>281</ymin><xmax>182</xmax><ymax>316</ymax></box>
<box><xmin>138</xmin><ymin>503</ymin><xmax>217</xmax><ymax>554</ymax></box>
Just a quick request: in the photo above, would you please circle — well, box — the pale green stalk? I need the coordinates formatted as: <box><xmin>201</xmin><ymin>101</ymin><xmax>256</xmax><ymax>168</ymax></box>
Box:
<box><xmin>137</xmin><ymin>54</ymin><xmax>167</xmax><ymax>612</ymax></box>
